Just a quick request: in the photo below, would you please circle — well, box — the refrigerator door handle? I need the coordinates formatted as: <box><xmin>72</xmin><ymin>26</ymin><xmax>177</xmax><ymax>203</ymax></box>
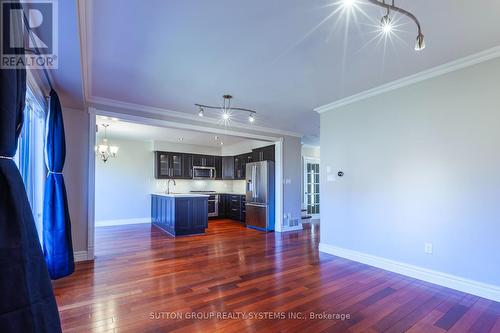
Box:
<box><xmin>252</xmin><ymin>165</ymin><xmax>257</xmax><ymax>199</ymax></box>
<box><xmin>246</xmin><ymin>203</ymin><xmax>267</xmax><ymax>208</ymax></box>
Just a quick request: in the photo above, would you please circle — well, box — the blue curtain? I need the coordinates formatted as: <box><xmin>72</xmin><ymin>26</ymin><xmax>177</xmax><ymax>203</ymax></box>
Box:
<box><xmin>0</xmin><ymin>1</ymin><xmax>62</xmax><ymax>331</ymax></box>
<box><xmin>42</xmin><ymin>89</ymin><xmax>75</xmax><ymax>279</ymax></box>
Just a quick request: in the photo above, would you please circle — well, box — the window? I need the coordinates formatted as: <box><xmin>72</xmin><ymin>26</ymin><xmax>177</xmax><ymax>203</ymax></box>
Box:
<box><xmin>15</xmin><ymin>88</ymin><xmax>47</xmax><ymax>244</ymax></box>
<box><xmin>304</xmin><ymin>159</ymin><xmax>320</xmax><ymax>217</ymax></box>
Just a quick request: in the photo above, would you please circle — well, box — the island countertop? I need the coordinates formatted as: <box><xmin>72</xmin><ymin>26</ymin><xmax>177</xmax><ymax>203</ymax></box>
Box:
<box><xmin>151</xmin><ymin>194</ymin><xmax>208</xmax><ymax>236</ymax></box>
<box><xmin>151</xmin><ymin>193</ymin><xmax>210</xmax><ymax>198</ymax></box>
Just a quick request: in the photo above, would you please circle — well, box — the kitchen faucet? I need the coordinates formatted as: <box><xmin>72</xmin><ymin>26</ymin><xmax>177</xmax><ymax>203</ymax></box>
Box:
<box><xmin>166</xmin><ymin>179</ymin><xmax>176</xmax><ymax>194</ymax></box>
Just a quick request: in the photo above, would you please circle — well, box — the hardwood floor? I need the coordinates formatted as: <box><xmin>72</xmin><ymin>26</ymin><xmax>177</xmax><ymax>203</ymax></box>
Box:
<box><xmin>54</xmin><ymin>220</ymin><xmax>500</xmax><ymax>333</ymax></box>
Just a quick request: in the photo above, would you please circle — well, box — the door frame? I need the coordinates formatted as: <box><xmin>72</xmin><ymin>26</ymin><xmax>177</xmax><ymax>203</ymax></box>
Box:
<box><xmin>86</xmin><ymin>107</ymin><xmax>284</xmax><ymax>260</ymax></box>
<box><xmin>303</xmin><ymin>157</ymin><xmax>320</xmax><ymax>219</ymax></box>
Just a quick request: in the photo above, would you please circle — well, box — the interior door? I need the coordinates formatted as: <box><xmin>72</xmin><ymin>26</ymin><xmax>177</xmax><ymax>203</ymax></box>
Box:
<box><xmin>304</xmin><ymin>160</ymin><xmax>320</xmax><ymax>218</ymax></box>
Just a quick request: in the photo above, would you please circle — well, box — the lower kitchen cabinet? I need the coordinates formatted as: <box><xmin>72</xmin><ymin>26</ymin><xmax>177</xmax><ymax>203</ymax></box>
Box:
<box><xmin>151</xmin><ymin>194</ymin><xmax>208</xmax><ymax>236</ymax></box>
<box><xmin>217</xmin><ymin>194</ymin><xmax>245</xmax><ymax>222</ymax></box>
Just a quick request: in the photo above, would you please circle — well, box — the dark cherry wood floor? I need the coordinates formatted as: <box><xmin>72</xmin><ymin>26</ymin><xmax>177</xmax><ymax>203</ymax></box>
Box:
<box><xmin>54</xmin><ymin>220</ymin><xmax>500</xmax><ymax>333</ymax></box>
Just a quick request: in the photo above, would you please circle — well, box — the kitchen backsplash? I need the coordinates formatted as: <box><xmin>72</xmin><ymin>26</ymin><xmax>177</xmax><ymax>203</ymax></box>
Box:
<box><xmin>153</xmin><ymin>179</ymin><xmax>246</xmax><ymax>194</ymax></box>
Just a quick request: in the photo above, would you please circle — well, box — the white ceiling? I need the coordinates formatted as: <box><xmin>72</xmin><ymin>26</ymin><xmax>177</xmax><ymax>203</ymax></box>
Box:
<box><xmin>96</xmin><ymin>116</ymin><xmax>253</xmax><ymax>147</ymax></box>
<box><xmin>53</xmin><ymin>1</ymin><xmax>500</xmax><ymax>145</ymax></box>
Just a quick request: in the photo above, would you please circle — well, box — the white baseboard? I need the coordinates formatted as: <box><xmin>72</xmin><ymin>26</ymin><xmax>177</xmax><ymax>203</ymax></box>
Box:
<box><xmin>95</xmin><ymin>217</ymin><xmax>150</xmax><ymax>227</ymax></box>
<box><xmin>74</xmin><ymin>251</ymin><xmax>90</xmax><ymax>262</ymax></box>
<box><xmin>279</xmin><ymin>225</ymin><xmax>304</xmax><ymax>233</ymax></box>
<box><xmin>319</xmin><ymin>243</ymin><xmax>500</xmax><ymax>303</ymax></box>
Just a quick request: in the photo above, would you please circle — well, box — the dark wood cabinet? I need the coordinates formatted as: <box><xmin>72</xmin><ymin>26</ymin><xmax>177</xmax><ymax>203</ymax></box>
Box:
<box><xmin>234</xmin><ymin>153</ymin><xmax>253</xmax><ymax>180</ymax></box>
<box><xmin>192</xmin><ymin>154</ymin><xmax>215</xmax><ymax>167</ymax></box>
<box><xmin>214</xmin><ymin>156</ymin><xmax>222</xmax><ymax>179</ymax></box>
<box><xmin>222</xmin><ymin>156</ymin><xmax>234</xmax><ymax>180</ymax></box>
<box><xmin>252</xmin><ymin>145</ymin><xmax>275</xmax><ymax>162</ymax></box>
<box><xmin>155</xmin><ymin>150</ymin><xmax>262</xmax><ymax>180</ymax></box>
<box><xmin>155</xmin><ymin>151</ymin><xmax>171</xmax><ymax>179</ymax></box>
<box><xmin>182</xmin><ymin>154</ymin><xmax>193</xmax><ymax>179</ymax></box>
<box><xmin>155</xmin><ymin>152</ymin><xmax>192</xmax><ymax>179</ymax></box>
<box><xmin>217</xmin><ymin>194</ymin><xmax>245</xmax><ymax>222</ymax></box>
<box><xmin>151</xmin><ymin>194</ymin><xmax>208</xmax><ymax>236</ymax></box>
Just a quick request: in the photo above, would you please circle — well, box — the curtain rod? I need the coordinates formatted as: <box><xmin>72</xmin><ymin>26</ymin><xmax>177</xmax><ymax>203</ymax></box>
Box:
<box><xmin>21</xmin><ymin>11</ymin><xmax>54</xmax><ymax>92</ymax></box>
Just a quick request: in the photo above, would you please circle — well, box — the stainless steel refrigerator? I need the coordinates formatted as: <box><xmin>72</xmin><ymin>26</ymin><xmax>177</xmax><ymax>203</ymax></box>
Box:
<box><xmin>245</xmin><ymin>161</ymin><xmax>275</xmax><ymax>231</ymax></box>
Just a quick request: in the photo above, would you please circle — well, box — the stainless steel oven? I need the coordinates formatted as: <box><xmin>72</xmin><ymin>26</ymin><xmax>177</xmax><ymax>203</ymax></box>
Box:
<box><xmin>191</xmin><ymin>191</ymin><xmax>219</xmax><ymax>217</ymax></box>
<box><xmin>193</xmin><ymin>166</ymin><xmax>216</xmax><ymax>180</ymax></box>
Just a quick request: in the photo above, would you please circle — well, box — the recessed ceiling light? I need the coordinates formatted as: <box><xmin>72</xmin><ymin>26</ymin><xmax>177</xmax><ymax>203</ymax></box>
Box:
<box><xmin>219</xmin><ymin>142</ymin><xmax>224</xmax><ymax>145</ymax></box>
<box><xmin>214</xmin><ymin>136</ymin><xmax>219</xmax><ymax>140</ymax></box>
<box><xmin>222</xmin><ymin>112</ymin><xmax>230</xmax><ymax>120</ymax></box>
<box><xmin>248</xmin><ymin>113</ymin><xmax>255</xmax><ymax>123</ymax></box>
<box><xmin>178</xmin><ymin>137</ymin><xmax>183</xmax><ymax>141</ymax></box>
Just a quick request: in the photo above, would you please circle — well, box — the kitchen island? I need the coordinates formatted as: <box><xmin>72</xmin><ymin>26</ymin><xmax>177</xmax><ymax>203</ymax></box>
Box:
<box><xmin>151</xmin><ymin>193</ymin><xmax>209</xmax><ymax>236</ymax></box>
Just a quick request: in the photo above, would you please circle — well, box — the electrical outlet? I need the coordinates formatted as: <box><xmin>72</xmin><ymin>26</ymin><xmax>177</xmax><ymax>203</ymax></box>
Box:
<box><xmin>424</xmin><ymin>243</ymin><xmax>433</xmax><ymax>254</ymax></box>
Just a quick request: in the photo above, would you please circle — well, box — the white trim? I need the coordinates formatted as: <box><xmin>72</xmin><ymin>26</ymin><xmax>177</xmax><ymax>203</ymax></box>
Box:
<box><xmin>87</xmin><ymin>108</ymin><xmax>96</xmax><ymax>260</ymax></box>
<box><xmin>94</xmin><ymin>108</ymin><xmax>280</xmax><ymax>142</ymax></box>
<box><xmin>90</xmin><ymin>96</ymin><xmax>303</xmax><ymax>138</ymax></box>
<box><xmin>96</xmin><ymin>218</ymin><xmax>150</xmax><ymax>227</ymax></box>
<box><xmin>77</xmin><ymin>0</ymin><xmax>92</xmax><ymax>102</ymax></box>
<box><xmin>274</xmin><ymin>137</ymin><xmax>284</xmax><ymax>233</ymax></box>
<box><xmin>74</xmin><ymin>251</ymin><xmax>90</xmax><ymax>262</ymax></box>
<box><xmin>280</xmin><ymin>225</ymin><xmax>303</xmax><ymax>233</ymax></box>
<box><xmin>315</xmin><ymin>45</ymin><xmax>500</xmax><ymax>114</ymax></box>
<box><xmin>319</xmin><ymin>243</ymin><xmax>500</xmax><ymax>303</ymax></box>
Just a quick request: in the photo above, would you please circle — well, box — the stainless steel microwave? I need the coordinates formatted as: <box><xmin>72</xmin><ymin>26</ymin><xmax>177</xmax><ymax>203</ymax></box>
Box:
<box><xmin>193</xmin><ymin>166</ymin><xmax>216</xmax><ymax>180</ymax></box>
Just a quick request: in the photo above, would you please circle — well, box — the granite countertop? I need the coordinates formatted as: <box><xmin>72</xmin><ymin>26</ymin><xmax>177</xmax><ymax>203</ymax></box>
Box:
<box><xmin>152</xmin><ymin>193</ymin><xmax>210</xmax><ymax>198</ymax></box>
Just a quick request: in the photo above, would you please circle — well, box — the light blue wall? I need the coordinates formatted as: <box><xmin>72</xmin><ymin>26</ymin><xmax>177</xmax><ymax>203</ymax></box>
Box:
<box><xmin>320</xmin><ymin>57</ymin><xmax>500</xmax><ymax>286</ymax></box>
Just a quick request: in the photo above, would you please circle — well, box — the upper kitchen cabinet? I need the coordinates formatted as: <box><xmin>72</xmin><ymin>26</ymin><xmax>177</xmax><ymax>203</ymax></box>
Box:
<box><xmin>192</xmin><ymin>154</ymin><xmax>215</xmax><ymax>167</ymax></box>
<box><xmin>214</xmin><ymin>156</ymin><xmax>222</xmax><ymax>179</ymax></box>
<box><xmin>154</xmin><ymin>151</ymin><xmax>192</xmax><ymax>179</ymax></box>
<box><xmin>252</xmin><ymin>145</ymin><xmax>275</xmax><ymax>162</ymax></box>
<box><xmin>234</xmin><ymin>152</ymin><xmax>253</xmax><ymax>180</ymax></box>
<box><xmin>222</xmin><ymin>156</ymin><xmax>234</xmax><ymax>179</ymax></box>
<box><xmin>155</xmin><ymin>151</ymin><xmax>170</xmax><ymax>179</ymax></box>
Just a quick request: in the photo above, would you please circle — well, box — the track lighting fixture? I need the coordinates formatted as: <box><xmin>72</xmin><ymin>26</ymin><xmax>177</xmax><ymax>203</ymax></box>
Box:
<box><xmin>195</xmin><ymin>95</ymin><xmax>257</xmax><ymax>125</ymax></box>
<box><xmin>363</xmin><ymin>0</ymin><xmax>425</xmax><ymax>51</ymax></box>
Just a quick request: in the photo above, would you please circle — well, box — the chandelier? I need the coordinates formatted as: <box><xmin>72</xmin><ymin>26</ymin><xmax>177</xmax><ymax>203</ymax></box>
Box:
<box><xmin>342</xmin><ymin>0</ymin><xmax>425</xmax><ymax>51</ymax></box>
<box><xmin>95</xmin><ymin>124</ymin><xmax>119</xmax><ymax>163</ymax></box>
<box><xmin>195</xmin><ymin>95</ymin><xmax>256</xmax><ymax>124</ymax></box>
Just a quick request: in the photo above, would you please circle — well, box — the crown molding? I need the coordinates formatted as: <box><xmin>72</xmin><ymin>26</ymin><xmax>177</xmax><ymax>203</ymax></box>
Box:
<box><xmin>89</xmin><ymin>96</ymin><xmax>303</xmax><ymax>138</ymax></box>
<box><xmin>315</xmin><ymin>45</ymin><xmax>500</xmax><ymax>114</ymax></box>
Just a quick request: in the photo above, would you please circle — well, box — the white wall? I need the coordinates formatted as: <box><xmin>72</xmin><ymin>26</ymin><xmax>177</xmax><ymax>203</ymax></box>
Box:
<box><xmin>95</xmin><ymin>138</ymin><xmax>154</xmax><ymax>222</ymax></box>
<box><xmin>221</xmin><ymin>140</ymin><xmax>271</xmax><ymax>156</ymax></box>
<box><xmin>320</xmin><ymin>57</ymin><xmax>500</xmax><ymax>289</ymax></box>
<box><xmin>302</xmin><ymin>145</ymin><xmax>320</xmax><ymax>159</ymax></box>
<box><xmin>62</xmin><ymin>108</ymin><xmax>89</xmax><ymax>252</ymax></box>
<box><xmin>153</xmin><ymin>140</ymin><xmax>221</xmax><ymax>156</ymax></box>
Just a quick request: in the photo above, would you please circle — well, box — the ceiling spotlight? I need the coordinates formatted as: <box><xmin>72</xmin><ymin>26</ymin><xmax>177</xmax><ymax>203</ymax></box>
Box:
<box><xmin>342</xmin><ymin>0</ymin><xmax>355</xmax><ymax>8</ymax></box>
<box><xmin>198</xmin><ymin>106</ymin><xmax>204</xmax><ymax>117</ymax></box>
<box><xmin>415</xmin><ymin>32</ymin><xmax>425</xmax><ymax>51</ymax></box>
<box><xmin>349</xmin><ymin>0</ymin><xmax>426</xmax><ymax>51</ymax></box>
<box><xmin>248</xmin><ymin>113</ymin><xmax>255</xmax><ymax>123</ymax></box>
<box><xmin>219</xmin><ymin>142</ymin><xmax>224</xmax><ymax>145</ymax></box>
<box><xmin>178</xmin><ymin>137</ymin><xmax>183</xmax><ymax>141</ymax></box>
<box><xmin>214</xmin><ymin>136</ymin><xmax>219</xmax><ymax>140</ymax></box>
<box><xmin>222</xmin><ymin>112</ymin><xmax>230</xmax><ymax>120</ymax></box>
<box><xmin>380</xmin><ymin>14</ymin><xmax>393</xmax><ymax>34</ymax></box>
